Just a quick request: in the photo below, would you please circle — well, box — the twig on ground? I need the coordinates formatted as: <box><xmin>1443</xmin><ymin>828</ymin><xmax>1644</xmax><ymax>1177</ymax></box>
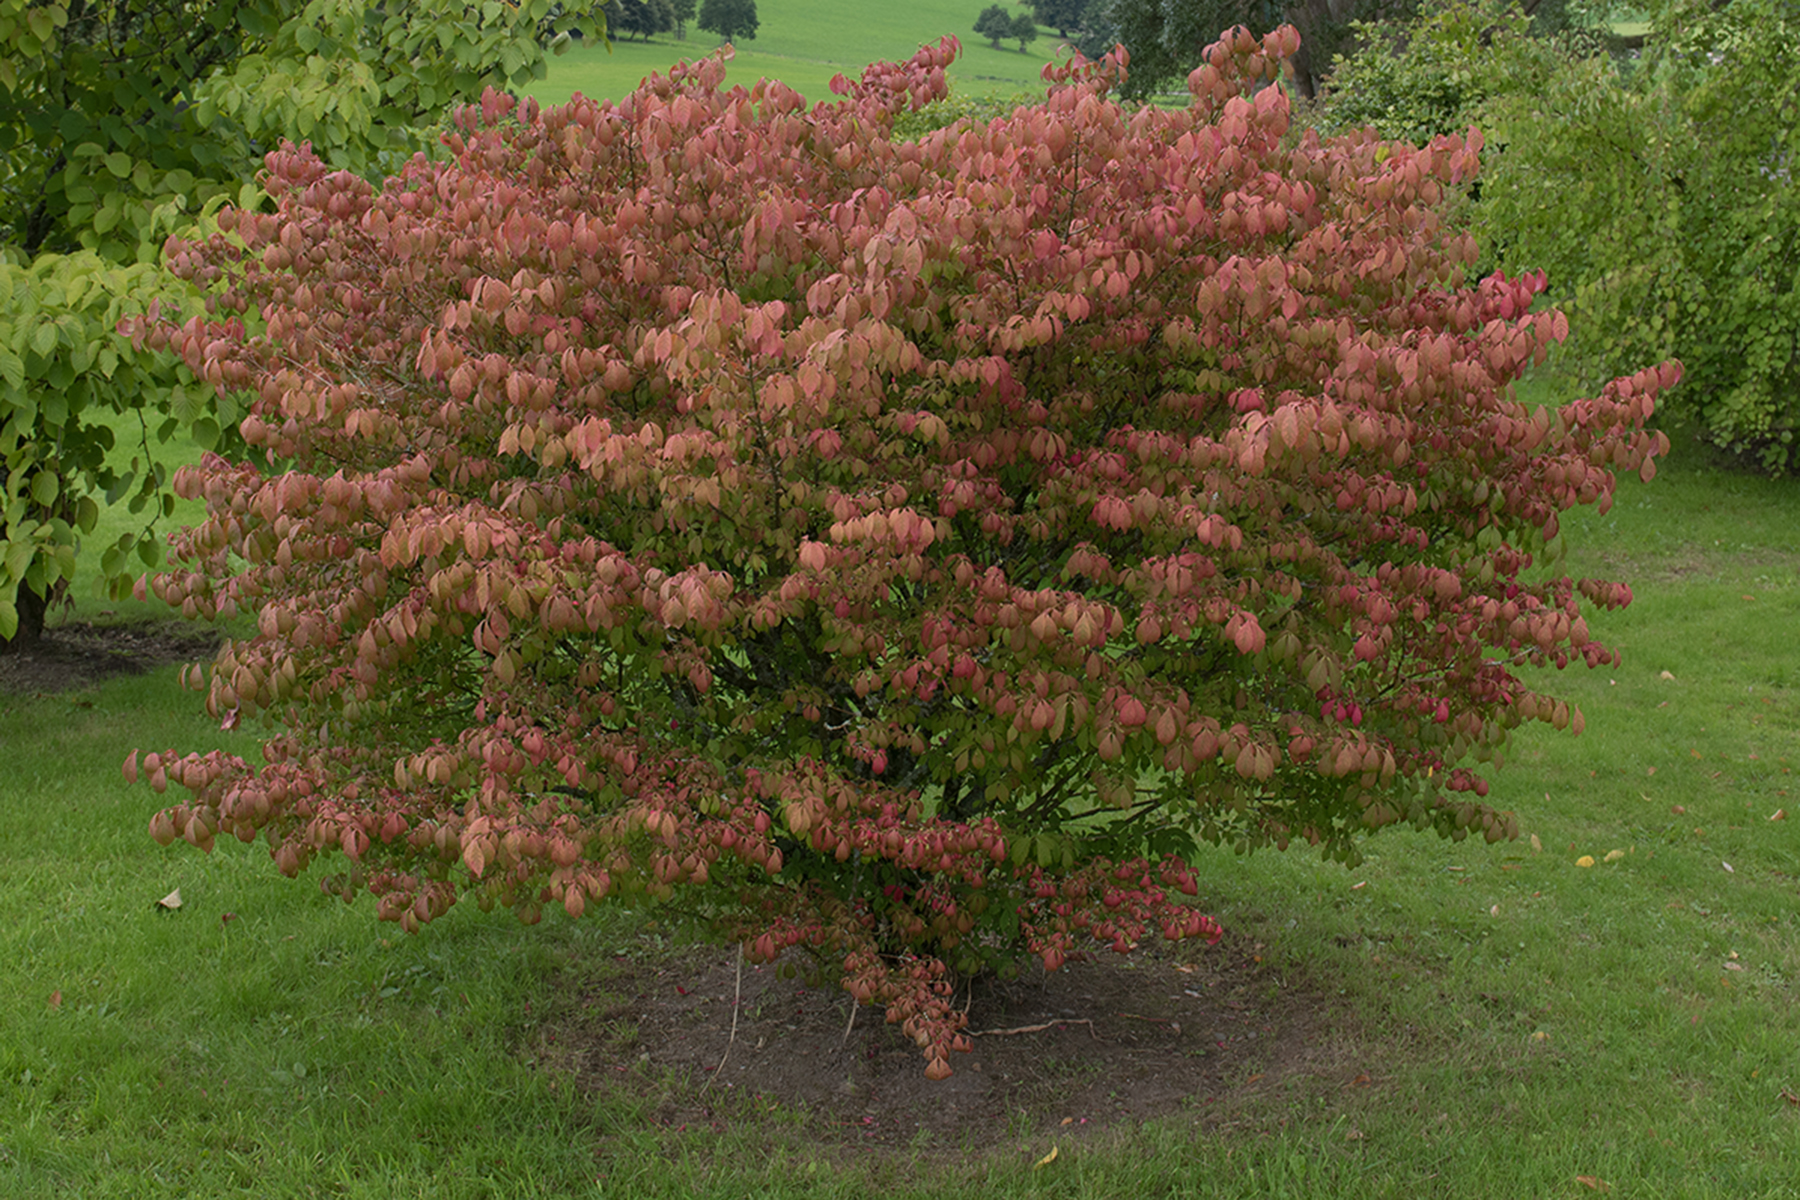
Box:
<box><xmin>972</xmin><ymin>1018</ymin><xmax>1096</xmax><ymax>1038</ymax></box>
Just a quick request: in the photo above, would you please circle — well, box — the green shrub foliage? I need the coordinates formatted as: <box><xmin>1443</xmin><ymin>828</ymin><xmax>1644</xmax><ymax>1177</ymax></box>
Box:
<box><xmin>1478</xmin><ymin>0</ymin><xmax>1800</xmax><ymax>471</ymax></box>
<box><xmin>0</xmin><ymin>0</ymin><xmax>605</xmax><ymax>644</ymax></box>
<box><xmin>128</xmin><ymin>28</ymin><xmax>1673</xmax><ymax>1076</ymax></box>
<box><xmin>1315</xmin><ymin>0</ymin><xmax>1564</xmax><ymax>146</ymax></box>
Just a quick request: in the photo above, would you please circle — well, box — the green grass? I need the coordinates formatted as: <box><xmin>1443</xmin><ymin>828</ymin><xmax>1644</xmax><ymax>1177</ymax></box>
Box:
<box><xmin>529</xmin><ymin>0</ymin><xmax>1066</xmax><ymax>108</ymax></box>
<box><xmin>5</xmin><ymin>389</ymin><xmax>1800</xmax><ymax>1195</ymax></box>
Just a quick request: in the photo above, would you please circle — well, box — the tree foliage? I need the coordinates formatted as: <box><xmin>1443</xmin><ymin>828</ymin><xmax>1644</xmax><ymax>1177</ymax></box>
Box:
<box><xmin>1477</xmin><ymin>0</ymin><xmax>1800</xmax><ymax>471</ymax></box>
<box><xmin>0</xmin><ymin>0</ymin><xmax>603</xmax><ymax>646</ymax></box>
<box><xmin>128</xmin><ymin>28</ymin><xmax>1671</xmax><ymax>1078</ymax></box>
<box><xmin>975</xmin><ymin>4</ymin><xmax>1017</xmax><ymax>48</ymax></box>
<box><xmin>1081</xmin><ymin>0</ymin><xmax>1416</xmax><ymax>101</ymax></box>
<box><xmin>1013</xmin><ymin>10</ymin><xmax>1043</xmax><ymax>49</ymax></box>
<box><xmin>1030</xmin><ymin>0</ymin><xmax>1091</xmax><ymax>37</ymax></box>
<box><xmin>1314</xmin><ymin>0</ymin><xmax>1565</xmax><ymax>146</ymax></box>
<box><xmin>606</xmin><ymin>0</ymin><xmax>676</xmax><ymax>41</ymax></box>
<box><xmin>696</xmin><ymin>0</ymin><xmax>756</xmax><ymax>42</ymax></box>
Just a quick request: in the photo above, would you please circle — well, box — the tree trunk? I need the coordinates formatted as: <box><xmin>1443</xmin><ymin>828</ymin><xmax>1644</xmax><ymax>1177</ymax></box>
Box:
<box><xmin>0</xmin><ymin>584</ymin><xmax>48</xmax><ymax>655</ymax></box>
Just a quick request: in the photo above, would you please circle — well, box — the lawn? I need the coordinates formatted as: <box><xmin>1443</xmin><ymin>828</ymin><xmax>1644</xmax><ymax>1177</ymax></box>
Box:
<box><xmin>4</xmin><ymin>378</ymin><xmax>1798</xmax><ymax>1195</ymax></box>
<box><xmin>528</xmin><ymin>0</ymin><xmax>1065</xmax><ymax>108</ymax></box>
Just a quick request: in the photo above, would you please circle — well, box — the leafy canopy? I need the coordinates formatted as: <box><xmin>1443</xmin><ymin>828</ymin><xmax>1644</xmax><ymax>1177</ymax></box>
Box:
<box><xmin>129</xmin><ymin>29</ymin><xmax>1671</xmax><ymax>1077</ymax></box>
<box><xmin>1477</xmin><ymin>0</ymin><xmax>1800</xmax><ymax>471</ymax></box>
<box><xmin>0</xmin><ymin>0</ymin><xmax>604</xmax><ymax>644</ymax></box>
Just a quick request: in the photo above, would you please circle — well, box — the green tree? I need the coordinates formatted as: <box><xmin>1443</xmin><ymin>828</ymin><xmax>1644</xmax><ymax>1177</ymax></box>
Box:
<box><xmin>975</xmin><ymin>3</ymin><xmax>1015</xmax><ymax>47</ymax></box>
<box><xmin>1082</xmin><ymin>0</ymin><xmax>1416</xmax><ymax>101</ymax></box>
<box><xmin>697</xmin><ymin>0</ymin><xmax>757</xmax><ymax>41</ymax></box>
<box><xmin>1314</xmin><ymin>0</ymin><xmax>1566</xmax><ymax>145</ymax></box>
<box><xmin>607</xmin><ymin>0</ymin><xmax>675</xmax><ymax>40</ymax></box>
<box><xmin>1478</xmin><ymin>0</ymin><xmax>1800</xmax><ymax>471</ymax></box>
<box><xmin>0</xmin><ymin>0</ymin><xmax>603</xmax><ymax>648</ymax></box>
<box><xmin>1029</xmin><ymin>0</ymin><xmax>1091</xmax><ymax>36</ymax></box>
<box><xmin>671</xmin><ymin>0</ymin><xmax>697</xmax><ymax>38</ymax></box>
<box><xmin>1012</xmin><ymin>9</ymin><xmax>1041</xmax><ymax>48</ymax></box>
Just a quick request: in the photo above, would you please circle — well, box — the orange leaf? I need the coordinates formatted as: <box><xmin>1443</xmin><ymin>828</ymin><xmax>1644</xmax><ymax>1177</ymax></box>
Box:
<box><xmin>1575</xmin><ymin>1176</ymin><xmax>1611</xmax><ymax>1192</ymax></box>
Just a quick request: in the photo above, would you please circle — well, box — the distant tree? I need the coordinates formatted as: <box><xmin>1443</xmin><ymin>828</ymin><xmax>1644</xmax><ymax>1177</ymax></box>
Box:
<box><xmin>698</xmin><ymin>0</ymin><xmax>758</xmax><ymax>41</ymax></box>
<box><xmin>1030</xmin><ymin>0</ymin><xmax>1090</xmax><ymax>36</ymax></box>
<box><xmin>975</xmin><ymin>4</ymin><xmax>1015</xmax><ymax>47</ymax></box>
<box><xmin>1082</xmin><ymin>0</ymin><xmax>1411</xmax><ymax>101</ymax></box>
<box><xmin>672</xmin><ymin>0</ymin><xmax>698</xmax><ymax>38</ymax></box>
<box><xmin>1011</xmin><ymin>10</ymin><xmax>1041</xmax><ymax>49</ymax></box>
<box><xmin>608</xmin><ymin>0</ymin><xmax>676</xmax><ymax>40</ymax></box>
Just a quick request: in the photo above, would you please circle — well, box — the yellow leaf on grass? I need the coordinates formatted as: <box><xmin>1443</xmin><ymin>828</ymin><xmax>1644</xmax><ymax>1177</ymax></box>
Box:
<box><xmin>1530</xmin><ymin>834</ymin><xmax>1542</xmax><ymax>854</ymax></box>
<box><xmin>1575</xmin><ymin>855</ymin><xmax>1595</xmax><ymax>868</ymax></box>
<box><xmin>1575</xmin><ymin>1175</ymin><xmax>1612</xmax><ymax>1192</ymax></box>
<box><xmin>1603</xmin><ymin>849</ymin><xmax>1625</xmax><ymax>863</ymax></box>
<box><xmin>1034</xmin><ymin>1145</ymin><xmax>1058</xmax><ymax>1170</ymax></box>
<box><xmin>155</xmin><ymin>888</ymin><xmax>182</xmax><ymax>911</ymax></box>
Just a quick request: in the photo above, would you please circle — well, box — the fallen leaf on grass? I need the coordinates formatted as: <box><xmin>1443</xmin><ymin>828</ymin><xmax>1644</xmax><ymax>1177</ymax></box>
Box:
<box><xmin>1576</xmin><ymin>1175</ymin><xmax>1612</xmax><ymax>1192</ymax></box>
<box><xmin>220</xmin><ymin>912</ymin><xmax>237</xmax><ymax>927</ymax></box>
<box><xmin>1531</xmin><ymin>1030</ymin><xmax>1551</xmax><ymax>1043</ymax></box>
<box><xmin>1671</xmin><ymin>805</ymin><xmax>1686</xmax><ymax>814</ymax></box>
<box><xmin>1530</xmin><ymin>834</ymin><xmax>1542</xmax><ymax>854</ymax></box>
<box><xmin>1780</xmin><ymin>1088</ymin><xmax>1800</xmax><ymax>1107</ymax></box>
<box><xmin>48</xmin><ymin>991</ymin><xmax>61</xmax><ymax>1010</ymax></box>
<box><xmin>1660</xmin><ymin>670</ymin><xmax>1676</xmax><ymax>680</ymax></box>
<box><xmin>1771</xmin><ymin>809</ymin><xmax>1786</xmax><ymax>822</ymax></box>
<box><xmin>1724</xmin><ymin>962</ymin><xmax>1744</xmax><ymax>971</ymax></box>
<box><xmin>155</xmin><ymin>889</ymin><xmax>182</xmax><ymax>911</ymax></box>
<box><xmin>1033</xmin><ymin>1145</ymin><xmax>1058</xmax><ymax>1170</ymax></box>
<box><xmin>1576</xmin><ymin>855</ymin><xmax>1595</xmax><ymax>868</ymax></box>
<box><xmin>1351</xmin><ymin>881</ymin><xmax>1367</xmax><ymax>890</ymax></box>
<box><xmin>1722</xmin><ymin>862</ymin><xmax>1735</xmax><ymax>874</ymax></box>
<box><xmin>1604</xmin><ymin>849</ymin><xmax>1626</xmax><ymax>863</ymax></box>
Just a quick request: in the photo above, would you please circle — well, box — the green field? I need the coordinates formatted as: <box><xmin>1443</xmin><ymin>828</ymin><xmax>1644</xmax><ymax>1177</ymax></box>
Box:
<box><xmin>529</xmin><ymin>0</ymin><xmax>1068</xmax><ymax>108</ymax></box>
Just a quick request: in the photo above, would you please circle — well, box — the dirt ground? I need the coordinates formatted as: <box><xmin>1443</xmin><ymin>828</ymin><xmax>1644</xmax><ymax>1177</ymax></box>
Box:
<box><xmin>0</xmin><ymin>619</ymin><xmax>222</xmax><ymax>697</ymax></box>
<box><xmin>544</xmin><ymin>930</ymin><xmax>1370</xmax><ymax>1151</ymax></box>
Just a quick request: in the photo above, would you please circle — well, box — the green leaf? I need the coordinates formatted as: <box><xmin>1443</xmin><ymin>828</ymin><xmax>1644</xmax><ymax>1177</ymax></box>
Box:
<box><xmin>103</xmin><ymin>151</ymin><xmax>133</xmax><ymax>178</ymax></box>
<box><xmin>31</xmin><ymin>322</ymin><xmax>58</xmax><ymax>356</ymax></box>
<box><xmin>30</xmin><ymin>471</ymin><xmax>58</xmax><ymax>507</ymax></box>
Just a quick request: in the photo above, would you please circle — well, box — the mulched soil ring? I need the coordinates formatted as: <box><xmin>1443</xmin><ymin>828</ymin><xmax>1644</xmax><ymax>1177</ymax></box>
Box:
<box><xmin>548</xmin><ymin>930</ymin><xmax>1366</xmax><ymax>1151</ymax></box>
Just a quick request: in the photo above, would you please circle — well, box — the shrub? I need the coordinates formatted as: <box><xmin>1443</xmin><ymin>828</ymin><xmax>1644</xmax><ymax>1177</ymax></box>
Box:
<box><xmin>1313</xmin><ymin>0</ymin><xmax>1565</xmax><ymax>147</ymax></box>
<box><xmin>126</xmin><ymin>28</ymin><xmax>1672</xmax><ymax>1077</ymax></box>
<box><xmin>1477</xmin><ymin>0</ymin><xmax>1800</xmax><ymax>472</ymax></box>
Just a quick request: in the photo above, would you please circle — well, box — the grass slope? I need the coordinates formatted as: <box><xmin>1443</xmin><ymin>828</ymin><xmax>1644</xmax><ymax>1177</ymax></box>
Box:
<box><xmin>531</xmin><ymin>0</ymin><xmax>1063</xmax><ymax>107</ymax></box>
<box><xmin>3</xmin><ymin>399</ymin><xmax>1798</xmax><ymax>1196</ymax></box>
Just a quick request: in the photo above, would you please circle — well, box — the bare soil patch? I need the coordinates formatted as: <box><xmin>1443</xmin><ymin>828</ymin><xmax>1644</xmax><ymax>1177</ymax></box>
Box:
<box><xmin>0</xmin><ymin>620</ymin><xmax>221</xmax><ymax>696</ymax></box>
<box><xmin>545</xmin><ymin>930</ymin><xmax>1366</xmax><ymax>1152</ymax></box>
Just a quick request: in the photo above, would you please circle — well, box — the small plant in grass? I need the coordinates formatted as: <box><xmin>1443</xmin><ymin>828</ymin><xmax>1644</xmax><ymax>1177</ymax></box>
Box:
<box><xmin>126</xmin><ymin>26</ymin><xmax>1673</xmax><ymax>1078</ymax></box>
